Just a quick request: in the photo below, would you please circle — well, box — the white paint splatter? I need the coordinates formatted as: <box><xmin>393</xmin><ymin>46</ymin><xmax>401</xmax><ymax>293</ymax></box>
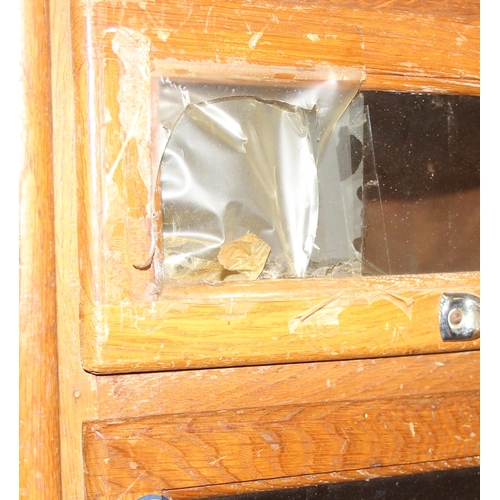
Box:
<box><xmin>248</xmin><ymin>31</ymin><xmax>263</xmax><ymax>48</ymax></box>
<box><xmin>104</xmin><ymin>107</ymin><xmax>112</xmax><ymax>124</ymax></box>
<box><xmin>152</xmin><ymin>29</ymin><xmax>172</xmax><ymax>41</ymax></box>
<box><xmin>409</xmin><ymin>422</ymin><xmax>415</xmax><ymax>437</ymax></box>
<box><xmin>306</xmin><ymin>33</ymin><xmax>320</xmax><ymax>42</ymax></box>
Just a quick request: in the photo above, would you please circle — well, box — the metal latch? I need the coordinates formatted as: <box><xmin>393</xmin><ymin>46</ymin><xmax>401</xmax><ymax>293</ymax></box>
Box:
<box><xmin>439</xmin><ymin>293</ymin><xmax>480</xmax><ymax>341</ymax></box>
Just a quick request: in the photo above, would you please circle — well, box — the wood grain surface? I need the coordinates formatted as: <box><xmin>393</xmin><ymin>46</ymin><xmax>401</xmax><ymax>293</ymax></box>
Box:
<box><xmin>88</xmin><ymin>350</ymin><xmax>480</xmax><ymax>498</ymax></box>
<box><xmin>47</xmin><ymin>1</ymin><xmax>482</xmax><ymax>498</ymax></box>
<box><xmin>70</xmin><ymin>0</ymin><xmax>480</xmax><ymax>375</ymax></box>
<box><xmin>72</xmin><ymin>0</ymin><xmax>479</xmax><ymax>95</ymax></box>
<box><xmin>50</xmin><ymin>0</ymin><xmax>99</xmax><ymax>498</ymax></box>
<box><xmin>78</xmin><ymin>457</ymin><xmax>480</xmax><ymax>499</ymax></box>
<box><xmin>84</xmin><ymin>375</ymin><xmax>479</xmax><ymax>496</ymax></box>
<box><xmin>96</xmin><ymin>350</ymin><xmax>479</xmax><ymax>420</ymax></box>
<box><xmin>81</xmin><ymin>271</ymin><xmax>479</xmax><ymax>373</ymax></box>
<box><xmin>19</xmin><ymin>0</ymin><xmax>62</xmax><ymax>497</ymax></box>
<box><xmin>163</xmin><ymin>457</ymin><xmax>481</xmax><ymax>499</ymax></box>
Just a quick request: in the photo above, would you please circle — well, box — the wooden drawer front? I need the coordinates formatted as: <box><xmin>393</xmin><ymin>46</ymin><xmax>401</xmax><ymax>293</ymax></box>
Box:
<box><xmin>83</xmin><ymin>351</ymin><xmax>480</xmax><ymax>498</ymax></box>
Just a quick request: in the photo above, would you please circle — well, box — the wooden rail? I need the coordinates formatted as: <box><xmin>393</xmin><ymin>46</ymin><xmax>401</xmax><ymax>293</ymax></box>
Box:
<box><xmin>19</xmin><ymin>0</ymin><xmax>62</xmax><ymax>497</ymax></box>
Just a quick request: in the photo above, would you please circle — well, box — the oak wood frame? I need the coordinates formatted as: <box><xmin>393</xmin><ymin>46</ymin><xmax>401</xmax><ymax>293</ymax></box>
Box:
<box><xmin>19</xmin><ymin>0</ymin><xmax>62</xmax><ymax>497</ymax></box>
<box><xmin>44</xmin><ymin>1</ymin><xmax>482</xmax><ymax>497</ymax></box>
<box><xmin>85</xmin><ymin>350</ymin><xmax>480</xmax><ymax>498</ymax></box>
<box><xmin>71</xmin><ymin>0</ymin><xmax>480</xmax><ymax>375</ymax></box>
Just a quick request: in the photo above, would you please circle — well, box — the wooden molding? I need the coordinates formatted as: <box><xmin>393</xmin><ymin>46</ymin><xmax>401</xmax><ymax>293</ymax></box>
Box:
<box><xmin>79</xmin><ymin>457</ymin><xmax>481</xmax><ymax>499</ymax></box>
<box><xmin>162</xmin><ymin>457</ymin><xmax>481</xmax><ymax>499</ymax></box>
<box><xmin>40</xmin><ymin>1</ymin><xmax>482</xmax><ymax>498</ymax></box>
<box><xmin>72</xmin><ymin>0</ymin><xmax>479</xmax><ymax>95</ymax></box>
<box><xmin>96</xmin><ymin>350</ymin><xmax>480</xmax><ymax>420</ymax></box>
<box><xmin>19</xmin><ymin>0</ymin><xmax>62</xmax><ymax>497</ymax></box>
<box><xmin>80</xmin><ymin>271</ymin><xmax>479</xmax><ymax>374</ymax></box>
<box><xmin>50</xmin><ymin>0</ymin><xmax>100</xmax><ymax>497</ymax></box>
<box><xmin>84</xmin><ymin>393</ymin><xmax>480</xmax><ymax>493</ymax></box>
<box><xmin>89</xmin><ymin>351</ymin><xmax>480</xmax><ymax>497</ymax></box>
<box><xmin>84</xmin><ymin>350</ymin><xmax>479</xmax><ymax>497</ymax></box>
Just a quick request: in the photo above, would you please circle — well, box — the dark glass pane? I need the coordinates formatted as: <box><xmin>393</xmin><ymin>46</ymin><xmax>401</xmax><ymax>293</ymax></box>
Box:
<box><xmin>361</xmin><ymin>92</ymin><xmax>480</xmax><ymax>275</ymax></box>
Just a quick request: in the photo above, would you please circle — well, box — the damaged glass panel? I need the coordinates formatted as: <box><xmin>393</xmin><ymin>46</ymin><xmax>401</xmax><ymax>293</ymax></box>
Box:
<box><xmin>155</xmin><ymin>75</ymin><xmax>479</xmax><ymax>282</ymax></box>
<box><xmin>155</xmin><ymin>67</ymin><xmax>365</xmax><ymax>281</ymax></box>
<box><xmin>161</xmin><ymin>97</ymin><xmax>318</xmax><ymax>280</ymax></box>
<box><xmin>309</xmin><ymin>93</ymin><xmax>364</xmax><ymax>276</ymax></box>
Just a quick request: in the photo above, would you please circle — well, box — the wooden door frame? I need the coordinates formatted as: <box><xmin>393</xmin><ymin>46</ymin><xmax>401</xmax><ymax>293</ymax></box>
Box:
<box><xmin>19</xmin><ymin>0</ymin><xmax>62</xmax><ymax>497</ymax></box>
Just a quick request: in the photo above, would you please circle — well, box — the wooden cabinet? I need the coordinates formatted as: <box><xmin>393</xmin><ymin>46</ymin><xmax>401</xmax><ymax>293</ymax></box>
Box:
<box><xmin>84</xmin><ymin>351</ymin><xmax>479</xmax><ymax>498</ymax></box>
<box><xmin>20</xmin><ymin>0</ymin><xmax>480</xmax><ymax>498</ymax></box>
<box><xmin>71</xmin><ymin>0</ymin><xmax>479</xmax><ymax>376</ymax></box>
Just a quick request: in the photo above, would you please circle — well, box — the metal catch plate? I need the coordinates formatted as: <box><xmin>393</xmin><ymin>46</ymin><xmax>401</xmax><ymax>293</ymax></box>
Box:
<box><xmin>439</xmin><ymin>293</ymin><xmax>480</xmax><ymax>341</ymax></box>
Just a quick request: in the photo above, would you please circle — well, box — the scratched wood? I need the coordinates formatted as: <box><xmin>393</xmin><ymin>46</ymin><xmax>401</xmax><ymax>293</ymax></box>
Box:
<box><xmin>71</xmin><ymin>0</ymin><xmax>481</xmax><ymax>300</ymax></box>
<box><xmin>50</xmin><ymin>0</ymin><xmax>99</xmax><ymax>498</ymax></box>
<box><xmin>19</xmin><ymin>0</ymin><xmax>63</xmax><ymax>497</ymax></box>
<box><xmin>44</xmin><ymin>1</ymin><xmax>482</xmax><ymax>499</ymax></box>
<box><xmin>84</xmin><ymin>390</ymin><xmax>479</xmax><ymax>497</ymax></box>
<box><xmin>163</xmin><ymin>457</ymin><xmax>481</xmax><ymax>499</ymax></box>
<box><xmin>88</xmin><ymin>350</ymin><xmax>480</xmax><ymax>498</ymax></box>
<box><xmin>81</xmin><ymin>271</ymin><xmax>479</xmax><ymax>373</ymax></box>
<box><xmin>72</xmin><ymin>0</ymin><xmax>480</xmax><ymax>95</ymax></box>
<box><xmin>92</xmin><ymin>351</ymin><xmax>480</xmax><ymax>498</ymax></box>
<box><xmin>71</xmin><ymin>0</ymin><xmax>480</xmax><ymax>375</ymax></box>
<box><xmin>79</xmin><ymin>459</ymin><xmax>481</xmax><ymax>500</ymax></box>
<box><xmin>96</xmin><ymin>350</ymin><xmax>479</xmax><ymax>420</ymax></box>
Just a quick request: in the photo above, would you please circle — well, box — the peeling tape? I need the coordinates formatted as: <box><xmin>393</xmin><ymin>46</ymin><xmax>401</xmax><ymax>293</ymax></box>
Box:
<box><xmin>111</xmin><ymin>28</ymin><xmax>152</xmax><ymax>188</ymax></box>
<box><xmin>111</xmin><ymin>28</ymin><xmax>159</xmax><ymax>270</ymax></box>
<box><xmin>216</xmin><ymin>301</ymin><xmax>254</xmax><ymax>322</ymax></box>
<box><xmin>289</xmin><ymin>290</ymin><xmax>413</xmax><ymax>334</ymax></box>
<box><xmin>248</xmin><ymin>31</ymin><xmax>264</xmax><ymax>49</ymax></box>
<box><xmin>306</xmin><ymin>33</ymin><xmax>320</xmax><ymax>42</ymax></box>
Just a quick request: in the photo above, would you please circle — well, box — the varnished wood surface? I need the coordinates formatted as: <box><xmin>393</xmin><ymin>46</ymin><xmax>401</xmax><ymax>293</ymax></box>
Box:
<box><xmin>72</xmin><ymin>0</ymin><xmax>479</xmax><ymax>95</ymax></box>
<box><xmin>70</xmin><ymin>0</ymin><xmax>480</xmax><ymax>375</ymax></box>
<box><xmin>19</xmin><ymin>0</ymin><xmax>62</xmax><ymax>497</ymax></box>
<box><xmin>90</xmin><ymin>351</ymin><xmax>480</xmax><ymax>497</ymax></box>
<box><xmin>82</xmin><ymin>271</ymin><xmax>479</xmax><ymax>373</ymax></box>
<box><xmin>85</xmin><ymin>393</ymin><xmax>479</xmax><ymax>494</ymax></box>
<box><xmin>44</xmin><ymin>1</ymin><xmax>482</xmax><ymax>498</ymax></box>
<box><xmin>50</xmin><ymin>0</ymin><xmax>99</xmax><ymax>498</ymax></box>
<box><xmin>84</xmin><ymin>349</ymin><xmax>479</xmax><ymax>497</ymax></box>
<box><xmin>163</xmin><ymin>457</ymin><xmax>481</xmax><ymax>499</ymax></box>
<box><xmin>79</xmin><ymin>458</ymin><xmax>481</xmax><ymax>500</ymax></box>
<box><xmin>80</xmin><ymin>457</ymin><xmax>480</xmax><ymax>499</ymax></box>
<box><xmin>97</xmin><ymin>350</ymin><xmax>479</xmax><ymax>420</ymax></box>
